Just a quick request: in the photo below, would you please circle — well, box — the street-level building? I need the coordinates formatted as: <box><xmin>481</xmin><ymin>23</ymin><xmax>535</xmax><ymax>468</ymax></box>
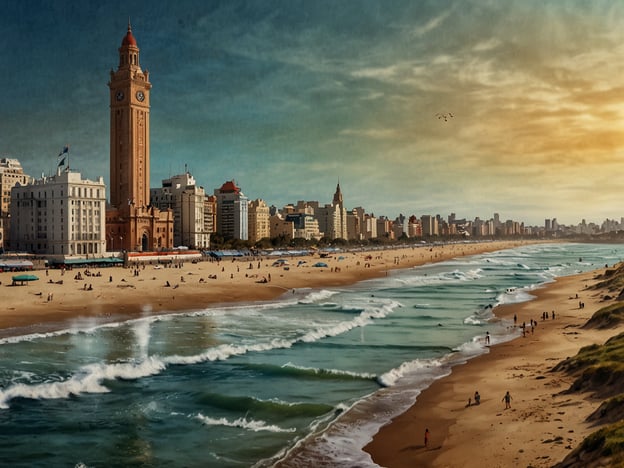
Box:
<box><xmin>10</xmin><ymin>169</ymin><xmax>106</xmax><ymax>256</ymax></box>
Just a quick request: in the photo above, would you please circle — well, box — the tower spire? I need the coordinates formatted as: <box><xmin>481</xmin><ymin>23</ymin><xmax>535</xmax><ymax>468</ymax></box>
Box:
<box><xmin>333</xmin><ymin>179</ymin><xmax>343</xmax><ymax>206</ymax></box>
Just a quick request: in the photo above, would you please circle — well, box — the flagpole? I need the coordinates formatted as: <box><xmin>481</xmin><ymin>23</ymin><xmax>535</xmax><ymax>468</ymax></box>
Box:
<box><xmin>57</xmin><ymin>145</ymin><xmax>69</xmax><ymax>172</ymax></box>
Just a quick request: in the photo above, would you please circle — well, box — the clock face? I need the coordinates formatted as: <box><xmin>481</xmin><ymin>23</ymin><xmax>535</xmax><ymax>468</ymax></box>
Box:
<box><xmin>136</xmin><ymin>90</ymin><xmax>145</xmax><ymax>102</ymax></box>
<box><xmin>116</xmin><ymin>91</ymin><xmax>124</xmax><ymax>101</ymax></box>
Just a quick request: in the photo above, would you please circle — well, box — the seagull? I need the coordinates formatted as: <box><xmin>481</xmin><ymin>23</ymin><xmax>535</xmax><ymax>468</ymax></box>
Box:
<box><xmin>436</xmin><ymin>112</ymin><xmax>454</xmax><ymax>122</ymax></box>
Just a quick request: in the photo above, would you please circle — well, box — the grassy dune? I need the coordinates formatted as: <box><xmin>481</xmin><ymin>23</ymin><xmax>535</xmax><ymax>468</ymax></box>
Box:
<box><xmin>553</xmin><ymin>265</ymin><xmax>624</xmax><ymax>467</ymax></box>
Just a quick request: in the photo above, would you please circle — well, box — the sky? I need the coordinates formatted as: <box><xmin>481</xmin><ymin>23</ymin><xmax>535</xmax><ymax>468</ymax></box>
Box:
<box><xmin>2</xmin><ymin>0</ymin><xmax>624</xmax><ymax>226</ymax></box>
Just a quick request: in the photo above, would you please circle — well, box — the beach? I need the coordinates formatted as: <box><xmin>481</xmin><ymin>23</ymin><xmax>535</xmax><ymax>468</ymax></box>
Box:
<box><xmin>0</xmin><ymin>241</ymin><xmax>525</xmax><ymax>338</ymax></box>
<box><xmin>1</xmin><ymin>240</ymin><xmax>621</xmax><ymax>467</ymax></box>
<box><xmin>364</xmin><ymin>267</ymin><xmax>620</xmax><ymax>468</ymax></box>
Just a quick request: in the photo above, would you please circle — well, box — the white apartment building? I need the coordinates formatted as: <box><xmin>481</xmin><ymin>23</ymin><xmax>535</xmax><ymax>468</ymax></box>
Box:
<box><xmin>285</xmin><ymin>212</ymin><xmax>322</xmax><ymax>241</ymax></box>
<box><xmin>10</xmin><ymin>170</ymin><xmax>106</xmax><ymax>256</ymax></box>
<box><xmin>0</xmin><ymin>158</ymin><xmax>32</xmax><ymax>250</ymax></box>
<box><xmin>151</xmin><ymin>173</ymin><xmax>210</xmax><ymax>249</ymax></box>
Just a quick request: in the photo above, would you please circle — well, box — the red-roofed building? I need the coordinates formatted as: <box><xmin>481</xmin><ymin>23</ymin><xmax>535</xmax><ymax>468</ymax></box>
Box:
<box><xmin>214</xmin><ymin>180</ymin><xmax>248</xmax><ymax>240</ymax></box>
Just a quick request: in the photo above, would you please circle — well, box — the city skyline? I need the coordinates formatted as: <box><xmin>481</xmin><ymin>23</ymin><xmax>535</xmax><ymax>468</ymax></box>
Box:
<box><xmin>2</xmin><ymin>1</ymin><xmax>624</xmax><ymax>226</ymax></box>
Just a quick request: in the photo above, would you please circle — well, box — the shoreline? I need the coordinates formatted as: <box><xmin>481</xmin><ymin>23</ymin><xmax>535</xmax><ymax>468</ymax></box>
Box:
<box><xmin>1</xmin><ymin>240</ymin><xmax>620</xmax><ymax>466</ymax></box>
<box><xmin>364</xmin><ymin>267</ymin><xmax>621</xmax><ymax>468</ymax></box>
<box><xmin>0</xmin><ymin>241</ymin><xmax>529</xmax><ymax>339</ymax></box>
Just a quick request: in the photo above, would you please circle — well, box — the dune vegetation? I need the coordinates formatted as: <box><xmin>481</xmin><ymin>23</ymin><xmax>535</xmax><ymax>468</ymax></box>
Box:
<box><xmin>553</xmin><ymin>266</ymin><xmax>624</xmax><ymax>468</ymax></box>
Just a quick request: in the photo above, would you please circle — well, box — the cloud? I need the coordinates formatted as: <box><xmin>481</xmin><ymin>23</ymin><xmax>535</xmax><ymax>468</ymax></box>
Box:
<box><xmin>413</xmin><ymin>9</ymin><xmax>452</xmax><ymax>37</ymax></box>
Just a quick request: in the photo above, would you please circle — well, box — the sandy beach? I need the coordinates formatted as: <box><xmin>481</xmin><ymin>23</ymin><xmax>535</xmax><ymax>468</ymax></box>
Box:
<box><xmin>0</xmin><ymin>241</ymin><xmax>525</xmax><ymax>338</ymax></box>
<box><xmin>3</xmin><ymin>239</ymin><xmax>619</xmax><ymax>467</ymax></box>
<box><xmin>364</xmin><ymin>267</ymin><xmax>621</xmax><ymax>468</ymax></box>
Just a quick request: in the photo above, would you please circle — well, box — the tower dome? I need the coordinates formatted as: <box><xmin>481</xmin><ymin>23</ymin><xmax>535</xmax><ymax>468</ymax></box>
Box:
<box><xmin>121</xmin><ymin>23</ymin><xmax>137</xmax><ymax>47</ymax></box>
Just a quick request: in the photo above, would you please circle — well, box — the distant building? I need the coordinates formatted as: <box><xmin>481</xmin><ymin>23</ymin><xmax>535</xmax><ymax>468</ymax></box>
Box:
<box><xmin>151</xmin><ymin>172</ymin><xmax>210</xmax><ymax>249</ymax></box>
<box><xmin>214</xmin><ymin>180</ymin><xmax>248</xmax><ymax>240</ymax></box>
<box><xmin>0</xmin><ymin>158</ymin><xmax>31</xmax><ymax>251</ymax></box>
<box><xmin>269</xmin><ymin>213</ymin><xmax>294</xmax><ymax>241</ymax></box>
<box><xmin>393</xmin><ymin>214</ymin><xmax>407</xmax><ymax>239</ymax></box>
<box><xmin>346</xmin><ymin>211</ymin><xmax>362</xmax><ymax>241</ymax></box>
<box><xmin>204</xmin><ymin>195</ymin><xmax>217</xmax><ymax>238</ymax></box>
<box><xmin>376</xmin><ymin>216</ymin><xmax>394</xmax><ymax>240</ymax></box>
<box><xmin>420</xmin><ymin>215</ymin><xmax>438</xmax><ymax>236</ymax></box>
<box><xmin>315</xmin><ymin>183</ymin><xmax>348</xmax><ymax>240</ymax></box>
<box><xmin>408</xmin><ymin>215</ymin><xmax>421</xmax><ymax>237</ymax></box>
<box><xmin>285</xmin><ymin>212</ymin><xmax>322</xmax><ymax>240</ymax></box>
<box><xmin>10</xmin><ymin>170</ymin><xmax>106</xmax><ymax>256</ymax></box>
<box><xmin>248</xmin><ymin>199</ymin><xmax>270</xmax><ymax>244</ymax></box>
<box><xmin>363</xmin><ymin>213</ymin><xmax>378</xmax><ymax>239</ymax></box>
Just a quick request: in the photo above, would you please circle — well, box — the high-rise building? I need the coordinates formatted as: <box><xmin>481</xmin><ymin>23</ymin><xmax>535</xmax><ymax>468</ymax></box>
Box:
<box><xmin>204</xmin><ymin>195</ymin><xmax>217</xmax><ymax>237</ymax></box>
<box><xmin>315</xmin><ymin>183</ymin><xmax>348</xmax><ymax>240</ymax></box>
<box><xmin>376</xmin><ymin>216</ymin><xmax>394</xmax><ymax>240</ymax></box>
<box><xmin>248</xmin><ymin>199</ymin><xmax>270</xmax><ymax>244</ymax></box>
<box><xmin>105</xmin><ymin>23</ymin><xmax>173</xmax><ymax>252</ymax></box>
<box><xmin>0</xmin><ymin>158</ymin><xmax>31</xmax><ymax>250</ymax></box>
<box><xmin>10</xmin><ymin>170</ymin><xmax>106</xmax><ymax>256</ymax></box>
<box><xmin>151</xmin><ymin>172</ymin><xmax>210</xmax><ymax>249</ymax></box>
<box><xmin>420</xmin><ymin>215</ymin><xmax>438</xmax><ymax>236</ymax></box>
<box><xmin>214</xmin><ymin>180</ymin><xmax>248</xmax><ymax>240</ymax></box>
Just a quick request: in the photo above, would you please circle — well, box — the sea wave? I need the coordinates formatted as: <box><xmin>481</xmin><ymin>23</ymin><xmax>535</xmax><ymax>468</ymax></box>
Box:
<box><xmin>0</xmin><ymin>357</ymin><xmax>166</xmax><ymax>409</ymax></box>
<box><xmin>198</xmin><ymin>392</ymin><xmax>334</xmax><ymax>418</ymax></box>
<box><xmin>195</xmin><ymin>413</ymin><xmax>296</xmax><ymax>433</ymax></box>
<box><xmin>298</xmin><ymin>289</ymin><xmax>339</xmax><ymax>304</ymax></box>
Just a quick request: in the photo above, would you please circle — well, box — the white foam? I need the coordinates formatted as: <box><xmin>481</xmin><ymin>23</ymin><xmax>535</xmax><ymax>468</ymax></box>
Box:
<box><xmin>195</xmin><ymin>413</ymin><xmax>295</xmax><ymax>433</ymax></box>
<box><xmin>282</xmin><ymin>362</ymin><xmax>377</xmax><ymax>380</ymax></box>
<box><xmin>377</xmin><ymin>356</ymin><xmax>445</xmax><ymax>387</ymax></box>
<box><xmin>0</xmin><ymin>357</ymin><xmax>166</xmax><ymax>409</ymax></box>
<box><xmin>298</xmin><ymin>289</ymin><xmax>339</xmax><ymax>304</ymax></box>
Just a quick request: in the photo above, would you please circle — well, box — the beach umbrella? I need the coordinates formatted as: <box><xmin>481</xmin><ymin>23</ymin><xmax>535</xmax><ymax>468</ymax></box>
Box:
<box><xmin>313</xmin><ymin>262</ymin><xmax>328</xmax><ymax>268</ymax></box>
<box><xmin>11</xmin><ymin>274</ymin><xmax>39</xmax><ymax>286</ymax></box>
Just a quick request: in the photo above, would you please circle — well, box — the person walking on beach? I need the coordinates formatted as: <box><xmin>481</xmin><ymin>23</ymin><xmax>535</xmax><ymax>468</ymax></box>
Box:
<box><xmin>424</xmin><ymin>428</ymin><xmax>430</xmax><ymax>448</ymax></box>
<box><xmin>502</xmin><ymin>391</ymin><xmax>512</xmax><ymax>409</ymax></box>
<box><xmin>485</xmin><ymin>331</ymin><xmax>490</xmax><ymax>345</ymax></box>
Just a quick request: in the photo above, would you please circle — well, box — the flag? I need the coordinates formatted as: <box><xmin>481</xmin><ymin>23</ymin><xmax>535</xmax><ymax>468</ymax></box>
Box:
<box><xmin>58</xmin><ymin>157</ymin><xmax>66</xmax><ymax>167</ymax></box>
<box><xmin>58</xmin><ymin>145</ymin><xmax>69</xmax><ymax>157</ymax></box>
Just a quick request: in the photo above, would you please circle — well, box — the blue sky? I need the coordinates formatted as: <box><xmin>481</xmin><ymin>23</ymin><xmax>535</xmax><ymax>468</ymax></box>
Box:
<box><xmin>2</xmin><ymin>0</ymin><xmax>624</xmax><ymax>226</ymax></box>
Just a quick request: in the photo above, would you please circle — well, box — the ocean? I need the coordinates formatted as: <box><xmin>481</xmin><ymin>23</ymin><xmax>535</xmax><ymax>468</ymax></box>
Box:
<box><xmin>0</xmin><ymin>242</ymin><xmax>622</xmax><ymax>467</ymax></box>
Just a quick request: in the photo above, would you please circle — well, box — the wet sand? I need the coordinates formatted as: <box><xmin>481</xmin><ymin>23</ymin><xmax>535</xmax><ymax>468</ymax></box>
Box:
<box><xmin>364</xmin><ymin>268</ymin><xmax>620</xmax><ymax>468</ymax></box>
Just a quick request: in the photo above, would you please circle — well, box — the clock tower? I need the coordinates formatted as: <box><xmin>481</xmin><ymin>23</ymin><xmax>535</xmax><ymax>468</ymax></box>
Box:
<box><xmin>106</xmin><ymin>23</ymin><xmax>173</xmax><ymax>252</ymax></box>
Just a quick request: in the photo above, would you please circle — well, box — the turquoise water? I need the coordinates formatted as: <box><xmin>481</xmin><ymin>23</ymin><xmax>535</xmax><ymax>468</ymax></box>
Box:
<box><xmin>0</xmin><ymin>243</ymin><xmax>621</xmax><ymax>467</ymax></box>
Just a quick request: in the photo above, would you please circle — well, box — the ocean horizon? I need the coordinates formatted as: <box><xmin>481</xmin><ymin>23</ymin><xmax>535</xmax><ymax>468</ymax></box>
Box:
<box><xmin>0</xmin><ymin>242</ymin><xmax>621</xmax><ymax>467</ymax></box>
